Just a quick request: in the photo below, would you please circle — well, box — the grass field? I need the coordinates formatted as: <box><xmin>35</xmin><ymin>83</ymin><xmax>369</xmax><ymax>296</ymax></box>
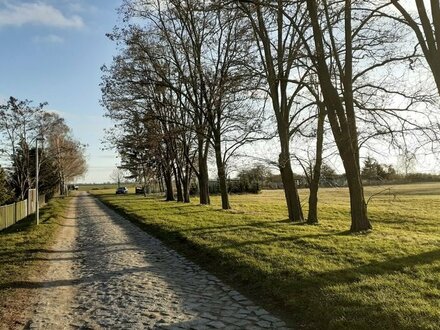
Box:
<box><xmin>0</xmin><ymin>196</ymin><xmax>71</xmax><ymax>300</ymax></box>
<box><xmin>92</xmin><ymin>183</ymin><xmax>440</xmax><ymax>329</ymax></box>
<box><xmin>77</xmin><ymin>184</ymin><xmax>136</xmax><ymax>192</ymax></box>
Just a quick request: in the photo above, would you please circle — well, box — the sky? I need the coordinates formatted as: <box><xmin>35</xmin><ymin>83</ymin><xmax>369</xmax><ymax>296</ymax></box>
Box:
<box><xmin>0</xmin><ymin>0</ymin><xmax>122</xmax><ymax>183</ymax></box>
<box><xmin>0</xmin><ymin>1</ymin><xmax>438</xmax><ymax>184</ymax></box>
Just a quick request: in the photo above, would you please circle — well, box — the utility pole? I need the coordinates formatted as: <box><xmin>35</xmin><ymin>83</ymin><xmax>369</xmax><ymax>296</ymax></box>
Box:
<box><xmin>36</xmin><ymin>136</ymin><xmax>44</xmax><ymax>225</ymax></box>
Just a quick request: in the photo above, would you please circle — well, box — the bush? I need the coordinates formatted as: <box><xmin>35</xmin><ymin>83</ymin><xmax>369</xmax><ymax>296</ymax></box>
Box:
<box><xmin>228</xmin><ymin>180</ymin><xmax>260</xmax><ymax>194</ymax></box>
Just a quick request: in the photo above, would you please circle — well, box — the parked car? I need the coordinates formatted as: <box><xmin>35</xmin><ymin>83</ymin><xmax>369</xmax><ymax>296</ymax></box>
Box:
<box><xmin>135</xmin><ymin>186</ymin><xmax>148</xmax><ymax>194</ymax></box>
<box><xmin>116</xmin><ymin>187</ymin><xmax>128</xmax><ymax>194</ymax></box>
<box><xmin>67</xmin><ymin>184</ymin><xmax>79</xmax><ymax>191</ymax></box>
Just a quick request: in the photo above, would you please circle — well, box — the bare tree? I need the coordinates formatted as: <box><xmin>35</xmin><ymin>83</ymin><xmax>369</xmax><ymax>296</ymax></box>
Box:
<box><xmin>0</xmin><ymin>97</ymin><xmax>45</xmax><ymax>200</ymax></box>
<box><xmin>101</xmin><ymin>42</ymin><xmax>196</xmax><ymax>202</ymax></box>
<box><xmin>233</xmin><ymin>0</ymin><xmax>319</xmax><ymax>222</ymax></box>
<box><xmin>0</xmin><ymin>97</ymin><xmax>86</xmax><ymax>200</ymax></box>
<box><xmin>113</xmin><ymin>0</ymin><xmax>264</xmax><ymax>209</ymax></box>
<box><xmin>300</xmin><ymin>0</ymin><xmax>440</xmax><ymax>231</ymax></box>
<box><xmin>391</xmin><ymin>0</ymin><xmax>440</xmax><ymax>94</ymax></box>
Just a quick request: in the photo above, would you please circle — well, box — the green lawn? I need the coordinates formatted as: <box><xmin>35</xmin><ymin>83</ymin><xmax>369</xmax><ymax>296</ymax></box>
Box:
<box><xmin>93</xmin><ymin>183</ymin><xmax>440</xmax><ymax>329</ymax></box>
<box><xmin>0</xmin><ymin>196</ymin><xmax>71</xmax><ymax>298</ymax></box>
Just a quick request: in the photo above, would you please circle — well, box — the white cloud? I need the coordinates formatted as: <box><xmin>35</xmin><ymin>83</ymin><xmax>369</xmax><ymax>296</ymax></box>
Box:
<box><xmin>33</xmin><ymin>34</ymin><xmax>64</xmax><ymax>43</ymax></box>
<box><xmin>0</xmin><ymin>2</ymin><xmax>84</xmax><ymax>28</ymax></box>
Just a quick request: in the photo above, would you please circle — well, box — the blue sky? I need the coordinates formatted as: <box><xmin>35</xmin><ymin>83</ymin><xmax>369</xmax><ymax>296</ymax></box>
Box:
<box><xmin>0</xmin><ymin>1</ymin><xmax>437</xmax><ymax>183</ymax></box>
<box><xmin>0</xmin><ymin>0</ymin><xmax>122</xmax><ymax>183</ymax></box>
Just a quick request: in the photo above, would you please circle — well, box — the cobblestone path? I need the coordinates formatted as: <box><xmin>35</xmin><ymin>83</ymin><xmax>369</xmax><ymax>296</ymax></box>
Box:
<box><xmin>29</xmin><ymin>193</ymin><xmax>290</xmax><ymax>329</ymax></box>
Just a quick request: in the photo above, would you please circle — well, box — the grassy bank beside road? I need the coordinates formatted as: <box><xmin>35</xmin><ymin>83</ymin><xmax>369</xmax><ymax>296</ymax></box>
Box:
<box><xmin>93</xmin><ymin>183</ymin><xmax>440</xmax><ymax>329</ymax></box>
<box><xmin>0</xmin><ymin>196</ymin><xmax>72</xmax><ymax>316</ymax></box>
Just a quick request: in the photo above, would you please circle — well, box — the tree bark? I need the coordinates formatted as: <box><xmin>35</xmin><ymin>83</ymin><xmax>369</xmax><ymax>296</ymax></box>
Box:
<box><xmin>197</xmin><ymin>136</ymin><xmax>210</xmax><ymax>205</ymax></box>
<box><xmin>278</xmin><ymin>123</ymin><xmax>304</xmax><ymax>222</ymax></box>
<box><xmin>142</xmin><ymin>166</ymin><xmax>148</xmax><ymax>197</ymax></box>
<box><xmin>307</xmin><ymin>104</ymin><xmax>325</xmax><ymax>224</ymax></box>
<box><xmin>213</xmin><ymin>134</ymin><xmax>230</xmax><ymax>209</ymax></box>
<box><xmin>344</xmin><ymin>154</ymin><xmax>371</xmax><ymax>232</ymax></box>
<box><xmin>182</xmin><ymin>176</ymin><xmax>190</xmax><ymax>203</ymax></box>
<box><xmin>173</xmin><ymin>163</ymin><xmax>183</xmax><ymax>202</ymax></box>
<box><xmin>198</xmin><ymin>157</ymin><xmax>210</xmax><ymax>205</ymax></box>
<box><xmin>163</xmin><ymin>166</ymin><xmax>174</xmax><ymax>201</ymax></box>
<box><xmin>178</xmin><ymin>162</ymin><xmax>191</xmax><ymax>203</ymax></box>
<box><xmin>279</xmin><ymin>154</ymin><xmax>304</xmax><ymax>222</ymax></box>
<box><xmin>307</xmin><ymin>184</ymin><xmax>318</xmax><ymax>224</ymax></box>
<box><xmin>158</xmin><ymin>175</ymin><xmax>164</xmax><ymax>193</ymax></box>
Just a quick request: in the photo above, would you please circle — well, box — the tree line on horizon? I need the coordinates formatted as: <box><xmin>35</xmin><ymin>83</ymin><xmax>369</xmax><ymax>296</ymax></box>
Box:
<box><xmin>102</xmin><ymin>0</ymin><xmax>440</xmax><ymax>233</ymax></box>
<box><xmin>0</xmin><ymin>97</ymin><xmax>87</xmax><ymax>206</ymax></box>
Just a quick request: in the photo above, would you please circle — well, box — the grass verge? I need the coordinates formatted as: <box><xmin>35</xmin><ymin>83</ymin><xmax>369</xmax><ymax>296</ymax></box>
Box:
<box><xmin>0</xmin><ymin>196</ymin><xmax>72</xmax><ymax>306</ymax></box>
<box><xmin>93</xmin><ymin>183</ymin><xmax>440</xmax><ymax>330</ymax></box>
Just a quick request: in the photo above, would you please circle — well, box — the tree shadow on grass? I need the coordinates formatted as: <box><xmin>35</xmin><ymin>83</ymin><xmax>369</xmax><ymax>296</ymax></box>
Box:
<box><xmin>104</xmin><ymin>199</ymin><xmax>440</xmax><ymax>329</ymax></box>
<box><xmin>289</xmin><ymin>248</ymin><xmax>440</xmax><ymax>328</ymax></box>
<box><xmin>88</xmin><ymin>192</ymin><xmax>440</xmax><ymax>328</ymax></box>
<box><xmin>196</xmin><ymin>240</ymin><xmax>440</xmax><ymax>329</ymax></box>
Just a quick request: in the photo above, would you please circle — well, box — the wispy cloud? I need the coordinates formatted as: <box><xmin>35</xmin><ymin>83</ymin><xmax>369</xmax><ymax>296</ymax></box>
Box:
<box><xmin>33</xmin><ymin>34</ymin><xmax>64</xmax><ymax>44</ymax></box>
<box><xmin>0</xmin><ymin>2</ymin><xmax>84</xmax><ymax>28</ymax></box>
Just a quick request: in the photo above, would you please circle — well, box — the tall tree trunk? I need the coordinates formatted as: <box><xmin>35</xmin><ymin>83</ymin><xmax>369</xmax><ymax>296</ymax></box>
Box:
<box><xmin>163</xmin><ymin>166</ymin><xmax>174</xmax><ymax>201</ymax></box>
<box><xmin>307</xmin><ymin>183</ymin><xmax>318</xmax><ymax>224</ymax></box>
<box><xmin>60</xmin><ymin>175</ymin><xmax>65</xmax><ymax>196</ymax></box>
<box><xmin>182</xmin><ymin>177</ymin><xmax>190</xmax><ymax>203</ymax></box>
<box><xmin>173</xmin><ymin>163</ymin><xmax>183</xmax><ymax>202</ymax></box>
<box><xmin>307</xmin><ymin>104</ymin><xmax>325</xmax><ymax>224</ymax></box>
<box><xmin>430</xmin><ymin>58</ymin><xmax>440</xmax><ymax>95</ymax></box>
<box><xmin>278</xmin><ymin>131</ymin><xmax>304</xmax><ymax>222</ymax></box>
<box><xmin>198</xmin><ymin>136</ymin><xmax>210</xmax><ymax>205</ymax></box>
<box><xmin>279</xmin><ymin>156</ymin><xmax>304</xmax><ymax>222</ymax></box>
<box><xmin>213</xmin><ymin>135</ymin><xmax>230</xmax><ymax>210</ymax></box>
<box><xmin>158</xmin><ymin>175</ymin><xmax>164</xmax><ymax>193</ymax></box>
<box><xmin>180</xmin><ymin>163</ymin><xmax>191</xmax><ymax>203</ymax></box>
<box><xmin>142</xmin><ymin>166</ymin><xmax>148</xmax><ymax>197</ymax></box>
<box><xmin>344</xmin><ymin>155</ymin><xmax>370</xmax><ymax>232</ymax></box>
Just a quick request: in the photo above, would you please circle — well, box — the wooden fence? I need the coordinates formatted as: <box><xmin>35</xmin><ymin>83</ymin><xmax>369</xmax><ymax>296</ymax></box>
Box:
<box><xmin>0</xmin><ymin>190</ymin><xmax>46</xmax><ymax>231</ymax></box>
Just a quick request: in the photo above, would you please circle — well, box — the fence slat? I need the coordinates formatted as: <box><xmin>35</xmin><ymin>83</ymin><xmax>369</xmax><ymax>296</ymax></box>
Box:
<box><xmin>0</xmin><ymin>206</ymin><xmax>6</xmax><ymax>231</ymax></box>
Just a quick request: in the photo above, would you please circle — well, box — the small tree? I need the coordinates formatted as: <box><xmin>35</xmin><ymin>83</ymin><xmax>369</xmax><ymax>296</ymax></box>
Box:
<box><xmin>238</xmin><ymin>165</ymin><xmax>271</xmax><ymax>183</ymax></box>
<box><xmin>361</xmin><ymin>157</ymin><xmax>396</xmax><ymax>181</ymax></box>
<box><xmin>320</xmin><ymin>163</ymin><xmax>337</xmax><ymax>184</ymax></box>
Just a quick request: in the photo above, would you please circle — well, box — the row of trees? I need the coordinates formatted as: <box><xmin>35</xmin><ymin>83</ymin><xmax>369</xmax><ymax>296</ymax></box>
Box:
<box><xmin>102</xmin><ymin>0</ymin><xmax>440</xmax><ymax>232</ymax></box>
<box><xmin>0</xmin><ymin>97</ymin><xmax>87</xmax><ymax>205</ymax></box>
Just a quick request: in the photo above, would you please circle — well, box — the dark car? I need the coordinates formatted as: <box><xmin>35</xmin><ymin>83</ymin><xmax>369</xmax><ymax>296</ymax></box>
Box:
<box><xmin>68</xmin><ymin>184</ymin><xmax>79</xmax><ymax>191</ymax></box>
<box><xmin>116</xmin><ymin>187</ymin><xmax>128</xmax><ymax>194</ymax></box>
<box><xmin>135</xmin><ymin>186</ymin><xmax>148</xmax><ymax>194</ymax></box>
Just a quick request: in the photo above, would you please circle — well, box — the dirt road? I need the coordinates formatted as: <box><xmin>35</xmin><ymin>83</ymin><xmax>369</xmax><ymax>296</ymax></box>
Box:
<box><xmin>22</xmin><ymin>193</ymin><xmax>289</xmax><ymax>329</ymax></box>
